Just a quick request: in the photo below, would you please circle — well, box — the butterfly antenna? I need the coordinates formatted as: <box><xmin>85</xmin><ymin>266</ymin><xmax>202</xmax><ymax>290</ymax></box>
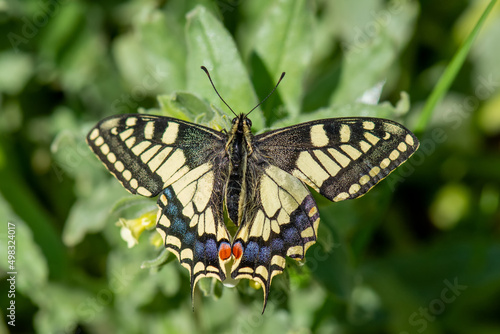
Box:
<box><xmin>201</xmin><ymin>66</ymin><xmax>237</xmax><ymax>117</ymax></box>
<box><xmin>246</xmin><ymin>71</ymin><xmax>286</xmax><ymax>116</ymax></box>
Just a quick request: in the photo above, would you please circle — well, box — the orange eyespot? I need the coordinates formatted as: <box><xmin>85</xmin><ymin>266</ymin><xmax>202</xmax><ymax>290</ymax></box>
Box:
<box><xmin>232</xmin><ymin>242</ymin><xmax>243</xmax><ymax>260</ymax></box>
<box><xmin>219</xmin><ymin>242</ymin><xmax>232</xmax><ymax>261</ymax></box>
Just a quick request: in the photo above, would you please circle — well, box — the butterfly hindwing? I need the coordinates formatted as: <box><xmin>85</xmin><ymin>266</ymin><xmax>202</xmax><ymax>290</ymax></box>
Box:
<box><xmin>255</xmin><ymin>117</ymin><xmax>419</xmax><ymax>202</ymax></box>
<box><xmin>156</xmin><ymin>162</ymin><xmax>231</xmax><ymax>296</ymax></box>
<box><xmin>231</xmin><ymin>164</ymin><xmax>320</xmax><ymax>310</ymax></box>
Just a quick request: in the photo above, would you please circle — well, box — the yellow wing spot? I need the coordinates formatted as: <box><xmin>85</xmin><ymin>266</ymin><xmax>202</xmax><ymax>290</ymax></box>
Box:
<box><xmin>171</xmin><ymin>162</ymin><xmax>210</xmax><ymax>194</ymax></box>
<box><xmin>148</xmin><ymin>147</ymin><xmax>172</xmax><ymax>172</ymax></box>
<box><xmin>156</xmin><ymin>222</ymin><xmax>166</xmax><ymax>241</ymax></box>
<box><xmin>129</xmin><ymin>178</ymin><xmax>138</xmax><ymax>189</ymax></box>
<box><xmin>100</xmin><ymin>144</ymin><xmax>109</xmax><ymax>155</ymax></box>
<box><xmin>398</xmin><ymin>142</ymin><xmax>408</xmax><ymax>152</ymax></box>
<box><xmin>94</xmin><ymin>136</ymin><xmax>104</xmax><ymax>146</ymax></box>
<box><xmin>193</xmin><ymin>262</ymin><xmax>205</xmax><ymax>274</ymax></box>
<box><xmin>107</xmin><ymin>152</ymin><xmax>116</xmax><ymax>163</ymax></box>
<box><xmin>349</xmin><ymin>183</ymin><xmax>361</xmax><ymax>195</ymax></box>
<box><xmin>287</xmin><ymin>246</ymin><xmax>304</xmax><ymax>258</ymax></box>
<box><xmin>263</xmin><ymin>218</ymin><xmax>271</xmax><ymax>242</ymax></box>
<box><xmin>144</xmin><ymin>121</ymin><xmax>155</xmax><ymax>140</ymax></box>
<box><xmin>277</xmin><ymin>208</ymin><xmax>290</xmax><ymax>225</ymax></box>
<box><xmin>159</xmin><ymin>215</ymin><xmax>171</xmax><ymax>228</ymax></box>
<box><xmin>308</xmin><ymin>206</ymin><xmax>318</xmax><ymax>217</ymax></box>
<box><xmin>111</xmin><ymin>127</ymin><xmax>118</xmax><ymax>135</ymax></box>
<box><xmin>359</xmin><ymin>140</ymin><xmax>371</xmax><ymax>153</ymax></box>
<box><xmin>340</xmin><ymin>124</ymin><xmax>351</xmax><ymax>143</ymax></box>
<box><xmin>197</xmin><ymin>212</ymin><xmax>205</xmax><ymax>236</ymax></box>
<box><xmin>125</xmin><ymin>136</ymin><xmax>136</xmax><ymax>148</ymax></box>
<box><xmin>205</xmin><ymin>208</ymin><xmax>216</xmax><ymax>235</ymax></box>
<box><xmin>301</xmin><ymin>227</ymin><xmax>315</xmax><ymax>238</ymax></box>
<box><xmin>383</xmin><ymin>132</ymin><xmax>391</xmax><ymax>140</ymax></box>
<box><xmin>250</xmin><ymin>210</ymin><xmax>265</xmax><ymax>238</ymax></box>
<box><xmin>238</xmin><ymin>267</ymin><xmax>254</xmax><ymax>274</ymax></box>
<box><xmin>333</xmin><ymin>192</ymin><xmax>349</xmax><ymax>202</ymax></box>
<box><xmin>328</xmin><ymin>148</ymin><xmax>350</xmax><ymax>167</ymax></box>
<box><xmin>389</xmin><ymin>149</ymin><xmax>400</xmax><ymax>161</ymax></box>
<box><xmin>137</xmin><ymin>187</ymin><xmax>152</xmax><ymax>197</ymax></box>
<box><xmin>271</xmin><ymin>219</ymin><xmax>280</xmax><ymax>234</ymax></box>
<box><xmin>141</xmin><ymin>145</ymin><xmax>162</xmax><ymax>164</ymax></box>
<box><xmin>162</xmin><ymin>122</ymin><xmax>179</xmax><ymax>144</ymax></box>
<box><xmin>313</xmin><ymin>217</ymin><xmax>320</xmax><ymax>232</ymax></box>
<box><xmin>310</xmin><ymin>124</ymin><xmax>329</xmax><ymax>147</ymax></box>
<box><xmin>314</xmin><ymin>150</ymin><xmax>341</xmax><ymax>177</ymax></box>
<box><xmin>297</xmin><ymin>151</ymin><xmax>330</xmax><ymax>188</ymax></box>
<box><xmin>340</xmin><ymin>145</ymin><xmax>362</xmax><ymax>160</ymax></box>
<box><xmin>369</xmin><ymin>166</ymin><xmax>381</xmax><ymax>177</ymax></box>
<box><xmin>131</xmin><ymin>141</ymin><xmax>152</xmax><ymax>156</ymax></box>
<box><xmin>405</xmin><ymin>134</ymin><xmax>414</xmax><ymax>146</ymax></box>
<box><xmin>119</xmin><ymin>128</ymin><xmax>134</xmax><ymax>141</ymax></box>
<box><xmin>157</xmin><ymin>150</ymin><xmax>186</xmax><ymax>183</ymax></box>
<box><xmin>115</xmin><ymin>161</ymin><xmax>124</xmax><ymax>172</ymax></box>
<box><xmin>177</xmin><ymin>182</ymin><xmax>196</xmax><ymax>207</ymax></box>
<box><xmin>359</xmin><ymin>175</ymin><xmax>370</xmax><ymax>185</ymax></box>
<box><xmin>380</xmin><ymin>158</ymin><xmax>391</xmax><ymax>169</ymax></box>
<box><xmin>189</xmin><ymin>214</ymin><xmax>199</xmax><ymax>228</ymax></box>
<box><xmin>126</xmin><ymin>117</ymin><xmax>137</xmax><ymax>127</ymax></box>
<box><xmin>122</xmin><ymin>170</ymin><xmax>132</xmax><ymax>180</ymax></box>
<box><xmin>181</xmin><ymin>262</ymin><xmax>192</xmax><ymax>275</ymax></box>
<box><xmin>181</xmin><ymin>248</ymin><xmax>194</xmax><ymax>261</ymax></box>
<box><xmin>166</xmin><ymin>235</ymin><xmax>181</xmax><ymax>249</ymax></box>
<box><xmin>271</xmin><ymin>255</ymin><xmax>286</xmax><ymax>268</ymax></box>
<box><xmin>192</xmin><ymin>171</ymin><xmax>214</xmax><ymax>211</ymax></box>
<box><xmin>363</xmin><ymin>121</ymin><xmax>375</xmax><ymax>130</ymax></box>
<box><xmin>364</xmin><ymin>132</ymin><xmax>380</xmax><ymax>145</ymax></box>
<box><xmin>159</xmin><ymin>193</ymin><xmax>168</xmax><ymax>206</ymax></box>
<box><xmin>256</xmin><ymin>266</ymin><xmax>269</xmax><ymax>281</ymax></box>
<box><xmin>182</xmin><ymin>202</ymin><xmax>195</xmax><ymax>219</ymax></box>
<box><xmin>89</xmin><ymin>128</ymin><xmax>99</xmax><ymax>140</ymax></box>
<box><xmin>261</xmin><ymin>175</ymin><xmax>280</xmax><ymax>216</ymax></box>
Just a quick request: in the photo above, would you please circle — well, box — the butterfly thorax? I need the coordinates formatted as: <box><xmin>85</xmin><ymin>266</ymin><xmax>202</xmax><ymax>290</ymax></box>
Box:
<box><xmin>224</xmin><ymin>114</ymin><xmax>254</xmax><ymax>227</ymax></box>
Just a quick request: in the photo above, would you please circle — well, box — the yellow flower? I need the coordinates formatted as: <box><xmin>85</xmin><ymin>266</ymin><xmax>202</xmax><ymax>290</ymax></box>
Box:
<box><xmin>117</xmin><ymin>211</ymin><xmax>157</xmax><ymax>248</ymax></box>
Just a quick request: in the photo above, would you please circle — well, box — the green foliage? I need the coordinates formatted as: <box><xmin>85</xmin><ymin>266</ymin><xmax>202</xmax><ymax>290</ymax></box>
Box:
<box><xmin>1</xmin><ymin>0</ymin><xmax>499</xmax><ymax>333</ymax></box>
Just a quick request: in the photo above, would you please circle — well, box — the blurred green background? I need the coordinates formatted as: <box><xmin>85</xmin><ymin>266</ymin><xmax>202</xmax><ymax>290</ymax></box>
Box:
<box><xmin>1</xmin><ymin>0</ymin><xmax>500</xmax><ymax>333</ymax></box>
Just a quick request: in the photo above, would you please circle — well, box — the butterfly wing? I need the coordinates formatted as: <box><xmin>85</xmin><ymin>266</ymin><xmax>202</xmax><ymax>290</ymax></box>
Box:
<box><xmin>254</xmin><ymin>117</ymin><xmax>419</xmax><ymax>202</ymax></box>
<box><xmin>230</xmin><ymin>163</ymin><xmax>320</xmax><ymax>311</ymax></box>
<box><xmin>229</xmin><ymin>117</ymin><xmax>418</xmax><ymax>311</ymax></box>
<box><xmin>87</xmin><ymin>114</ymin><xmax>232</xmax><ymax>296</ymax></box>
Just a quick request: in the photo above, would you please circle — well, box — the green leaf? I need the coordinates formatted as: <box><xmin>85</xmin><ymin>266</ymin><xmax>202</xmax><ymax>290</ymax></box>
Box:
<box><xmin>248</xmin><ymin>0</ymin><xmax>315</xmax><ymax>117</ymax></box>
<box><xmin>185</xmin><ymin>5</ymin><xmax>264</xmax><ymax>129</ymax></box>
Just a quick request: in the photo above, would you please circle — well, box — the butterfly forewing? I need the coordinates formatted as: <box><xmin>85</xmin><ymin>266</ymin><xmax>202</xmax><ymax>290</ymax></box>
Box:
<box><xmin>86</xmin><ymin>114</ymin><xmax>226</xmax><ymax>197</ymax></box>
<box><xmin>255</xmin><ymin>117</ymin><xmax>419</xmax><ymax>202</ymax></box>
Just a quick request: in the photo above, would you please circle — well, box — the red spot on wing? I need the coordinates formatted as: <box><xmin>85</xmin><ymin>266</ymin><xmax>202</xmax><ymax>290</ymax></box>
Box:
<box><xmin>219</xmin><ymin>242</ymin><xmax>232</xmax><ymax>260</ymax></box>
<box><xmin>232</xmin><ymin>241</ymin><xmax>243</xmax><ymax>260</ymax></box>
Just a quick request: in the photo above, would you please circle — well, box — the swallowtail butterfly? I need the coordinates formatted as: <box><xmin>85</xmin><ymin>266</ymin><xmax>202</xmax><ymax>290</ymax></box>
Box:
<box><xmin>87</xmin><ymin>67</ymin><xmax>419</xmax><ymax>311</ymax></box>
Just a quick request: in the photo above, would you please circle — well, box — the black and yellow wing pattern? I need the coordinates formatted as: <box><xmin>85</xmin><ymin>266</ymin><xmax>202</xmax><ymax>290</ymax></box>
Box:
<box><xmin>87</xmin><ymin>112</ymin><xmax>419</xmax><ymax>312</ymax></box>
